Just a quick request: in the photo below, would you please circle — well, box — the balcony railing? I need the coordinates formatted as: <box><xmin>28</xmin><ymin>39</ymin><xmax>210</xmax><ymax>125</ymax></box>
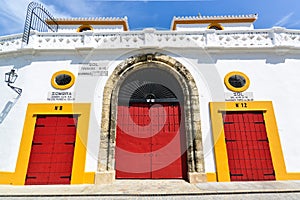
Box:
<box><xmin>1</xmin><ymin>27</ymin><xmax>300</xmax><ymax>53</ymax></box>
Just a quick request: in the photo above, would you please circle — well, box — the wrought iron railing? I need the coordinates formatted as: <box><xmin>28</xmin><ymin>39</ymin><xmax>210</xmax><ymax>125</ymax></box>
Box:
<box><xmin>22</xmin><ymin>1</ymin><xmax>58</xmax><ymax>45</ymax></box>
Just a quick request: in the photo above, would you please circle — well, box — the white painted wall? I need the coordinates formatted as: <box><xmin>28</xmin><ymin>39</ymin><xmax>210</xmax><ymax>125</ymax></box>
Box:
<box><xmin>0</xmin><ymin>45</ymin><xmax>300</xmax><ymax>176</ymax></box>
<box><xmin>214</xmin><ymin>56</ymin><xmax>300</xmax><ymax>172</ymax></box>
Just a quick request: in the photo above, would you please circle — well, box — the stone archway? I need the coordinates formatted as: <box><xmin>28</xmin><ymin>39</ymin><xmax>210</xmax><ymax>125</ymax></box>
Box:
<box><xmin>95</xmin><ymin>53</ymin><xmax>206</xmax><ymax>184</ymax></box>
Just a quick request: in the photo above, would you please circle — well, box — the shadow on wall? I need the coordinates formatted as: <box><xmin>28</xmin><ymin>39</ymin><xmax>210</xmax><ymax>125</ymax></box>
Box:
<box><xmin>0</xmin><ymin>95</ymin><xmax>20</xmax><ymax>124</ymax></box>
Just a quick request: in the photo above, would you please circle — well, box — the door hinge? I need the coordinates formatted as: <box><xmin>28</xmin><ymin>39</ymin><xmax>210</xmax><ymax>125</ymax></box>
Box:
<box><xmin>32</xmin><ymin>142</ymin><xmax>42</xmax><ymax>145</ymax></box>
<box><xmin>225</xmin><ymin>138</ymin><xmax>236</xmax><ymax>142</ymax></box>
<box><xmin>64</xmin><ymin>142</ymin><xmax>75</xmax><ymax>146</ymax></box>
<box><xmin>230</xmin><ymin>173</ymin><xmax>243</xmax><ymax>177</ymax></box>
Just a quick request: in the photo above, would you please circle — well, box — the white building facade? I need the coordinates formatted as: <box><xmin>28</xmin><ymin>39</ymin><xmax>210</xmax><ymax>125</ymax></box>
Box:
<box><xmin>0</xmin><ymin>13</ymin><xmax>300</xmax><ymax>185</ymax></box>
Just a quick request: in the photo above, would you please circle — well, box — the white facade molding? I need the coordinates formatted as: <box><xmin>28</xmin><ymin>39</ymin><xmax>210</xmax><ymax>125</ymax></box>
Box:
<box><xmin>0</xmin><ymin>34</ymin><xmax>23</xmax><ymax>53</ymax></box>
<box><xmin>1</xmin><ymin>28</ymin><xmax>300</xmax><ymax>54</ymax></box>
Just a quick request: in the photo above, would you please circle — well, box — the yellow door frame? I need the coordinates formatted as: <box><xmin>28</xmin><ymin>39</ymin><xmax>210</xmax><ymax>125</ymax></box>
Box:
<box><xmin>209</xmin><ymin>101</ymin><xmax>300</xmax><ymax>181</ymax></box>
<box><xmin>0</xmin><ymin>103</ymin><xmax>94</xmax><ymax>185</ymax></box>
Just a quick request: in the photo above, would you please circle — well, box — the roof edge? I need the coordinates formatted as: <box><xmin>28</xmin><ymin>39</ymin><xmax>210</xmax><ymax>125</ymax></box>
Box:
<box><xmin>171</xmin><ymin>14</ymin><xmax>258</xmax><ymax>30</ymax></box>
<box><xmin>46</xmin><ymin>17</ymin><xmax>129</xmax><ymax>31</ymax></box>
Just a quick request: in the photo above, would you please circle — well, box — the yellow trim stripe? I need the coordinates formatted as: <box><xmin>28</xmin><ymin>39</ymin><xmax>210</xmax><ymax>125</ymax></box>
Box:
<box><xmin>206</xmin><ymin>173</ymin><xmax>217</xmax><ymax>182</ymax></box>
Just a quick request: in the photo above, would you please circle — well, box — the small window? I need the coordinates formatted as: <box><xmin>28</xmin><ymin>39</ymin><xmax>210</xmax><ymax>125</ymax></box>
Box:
<box><xmin>208</xmin><ymin>23</ymin><xmax>223</xmax><ymax>30</ymax></box>
<box><xmin>51</xmin><ymin>71</ymin><xmax>75</xmax><ymax>90</ymax></box>
<box><xmin>224</xmin><ymin>71</ymin><xmax>250</xmax><ymax>92</ymax></box>
<box><xmin>55</xmin><ymin>74</ymin><xmax>72</xmax><ymax>86</ymax></box>
<box><xmin>228</xmin><ymin>75</ymin><xmax>246</xmax><ymax>88</ymax></box>
<box><xmin>77</xmin><ymin>25</ymin><xmax>93</xmax><ymax>32</ymax></box>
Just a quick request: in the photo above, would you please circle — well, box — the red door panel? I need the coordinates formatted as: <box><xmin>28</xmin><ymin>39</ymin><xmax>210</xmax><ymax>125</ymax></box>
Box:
<box><xmin>52</xmin><ymin>144</ymin><xmax>75</xmax><ymax>153</ymax></box>
<box><xmin>115</xmin><ymin>105</ymin><xmax>152</xmax><ymax>178</ymax></box>
<box><xmin>152</xmin><ymin>153</ymin><xmax>187</xmax><ymax>178</ymax></box>
<box><xmin>35</xmin><ymin>116</ymin><xmax>58</xmax><ymax>126</ymax></box>
<box><xmin>26</xmin><ymin>162</ymin><xmax>51</xmax><ymax>173</ymax></box>
<box><xmin>48</xmin><ymin>173</ymin><xmax>71</xmax><ymax>184</ymax></box>
<box><xmin>223</xmin><ymin>111</ymin><xmax>275</xmax><ymax>181</ymax></box>
<box><xmin>116</xmin><ymin>103</ymin><xmax>187</xmax><ymax>179</ymax></box>
<box><xmin>51</xmin><ymin>153</ymin><xmax>74</xmax><ymax>163</ymax></box>
<box><xmin>28</xmin><ymin>152</ymin><xmax>52</xmax><ymax>163</ymax></box>
<box><xmin>50</xmin><ymin>162</ymin><xmax>73</xmax><ymax>173</ymax></box>
<box><xmin>25</xmin><ymin>115</ymin><xmax>77</xmax><ymax>185</ymax></box>
<box><xmin>25</xmin><ymin>174</ymin><xmax>50</xmax><ymax>185</ymax></box>
<box><xmin>33</xmin><ymin>127</ymin><xmax>56</xmax><ymax>137</ymax></box>
<box><xmin>114</xmin><ymin>152</ymin><xmax>152</xmax><ymax>178</ymax></box>
<box><xmin>56</xmin><ymin>116</ymin><xmax>77</xmax><ymax>126</ymax></box>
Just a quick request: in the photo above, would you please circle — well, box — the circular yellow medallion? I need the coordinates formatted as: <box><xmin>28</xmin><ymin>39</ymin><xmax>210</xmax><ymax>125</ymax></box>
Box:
<box><xmin>224</xmin><ymin>71</ymin><xmax>250</xmax><ymax>92</ymax></box>
<box><xmin>51</xmin><ymin>70</ymin><xmax>75</xmax><ymax>90</ymax></box>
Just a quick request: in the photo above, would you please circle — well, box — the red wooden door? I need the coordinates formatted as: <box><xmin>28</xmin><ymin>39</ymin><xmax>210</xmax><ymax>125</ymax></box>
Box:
<box><xmin>25</xmin><ymin>115</ymin><xmax>77</xmax><ymax>185</ymax></box>
<box><xmin>116</xmin><ymin>102</ymin><xmax>187</xmax><ymax>179</ymax></box>
<box><xmin>223</xmin><ymin>111</ymin><xmax>275</xmax><ymax>181</ymax></box>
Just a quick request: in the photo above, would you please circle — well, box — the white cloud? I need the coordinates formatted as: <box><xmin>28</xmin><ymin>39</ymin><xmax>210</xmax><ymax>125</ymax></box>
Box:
<box><xmin>41</xmin><ymin>0</ymin><xmax>105</xmax><ymax>18</ymax></box>
<box><xmin>0</xmin><ymin>0</ymin><xmax>124</xmax><ymax>35</ymax></box>
<box><xmin>0</xmin><ymin>0</ymin><xmax>70</xmax><ymax>35</ymax></box>
<box><xmin>0</xmin><ymin>0</ymin><xmax>31</xmax><ymax>23</ymax></box>
<box><xmin>274</xmin><ymin>12</ymin><xmax>294</xmax><ymax>27</ymax></box>
<box><xmin>43</xmin><ymin>4</ymin><xmax>70</xmax><ymax>18</ymax></box>
<box><xmin>0</xmin><ymin>0</ymin><xmax>33</xmax><ymax>35</ymax></box>
<box><xmin>56</xmin><ymin>0</ymin><xmax>94</xmax><ymax>16</ymax></box>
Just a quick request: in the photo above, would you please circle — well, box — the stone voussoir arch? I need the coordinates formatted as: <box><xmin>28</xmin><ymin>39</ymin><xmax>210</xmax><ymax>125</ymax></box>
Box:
<box><xmin>95</xmin><ymin>52</ymin><xmax>206</xmax><ymax>184</ymax></box>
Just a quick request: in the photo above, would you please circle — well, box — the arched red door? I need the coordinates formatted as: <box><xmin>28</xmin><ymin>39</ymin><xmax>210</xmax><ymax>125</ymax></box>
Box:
<box><xmin>115</xmin><ymin>102</ymin><xmax>187</xmax><ymax>179</ymax></box>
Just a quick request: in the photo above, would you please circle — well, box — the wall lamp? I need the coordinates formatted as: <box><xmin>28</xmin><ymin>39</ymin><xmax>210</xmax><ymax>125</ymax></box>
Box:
<box><xmin>5</xmin><ymin>69</ymin><xmax>22</xmax><ymax>95</ymax></box>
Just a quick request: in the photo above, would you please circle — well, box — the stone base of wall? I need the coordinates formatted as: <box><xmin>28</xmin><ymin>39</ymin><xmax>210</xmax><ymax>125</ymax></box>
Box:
<box><xmin>94</xmin><ymin>171</ymin><xmax>206</xmax><ymax>184</ymax></box>
<box><xmin>188</xmin><ymin>172</ymin><xmax>207</xmax><ymax>184</ymax></box>
<box><xmin>94</xmin><ymin>171</ymin><xmax>115</xmax><ymax>184</ymax></box>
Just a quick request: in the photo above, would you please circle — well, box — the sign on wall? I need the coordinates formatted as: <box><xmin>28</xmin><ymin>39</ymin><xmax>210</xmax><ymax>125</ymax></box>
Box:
<box><xmin>225</xmin><ymin>92</ymin><xmax>254</xmax><ymax>101</ymax></box>
<box><xmin>47</xmin><ymin>92</ymin><xmax>75</xmax><ymax>101</ymax></box>
<box><xmin>78</xmin><ymin>62</ymin><xmax>108</xmax><ymax>76</ymax></box>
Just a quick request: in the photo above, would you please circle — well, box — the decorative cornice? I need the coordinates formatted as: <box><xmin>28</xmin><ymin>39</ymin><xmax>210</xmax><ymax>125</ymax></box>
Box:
<box><xmin>51</xmin><ymin>17</ymin><xmax>128</xmax><ymax>21</ymax></box>
<box><xmin>171</xmin><ymin>14</ymin><xmax>258</xmax><ymax>30</ymax></box>
<box><xmin>46</xmin><ymin>17</ymin><xmax>129</xmax><ymax>31</ymax></box>
<box><xmin>173</xmin><ymin>14</ymin><xmax>258</xmax><ymax>20</ymax></box>
<box><xmin>1</xmin><ymin>27</ymin><xmax>300</xmax><ymax>54</ymax></box>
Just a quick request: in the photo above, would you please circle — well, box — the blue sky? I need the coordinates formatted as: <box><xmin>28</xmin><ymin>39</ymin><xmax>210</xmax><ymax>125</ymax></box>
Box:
<box><xmin>0</xmin><ymin>0</ymin><xmax>300</xmax><ymax>36</ymax></box>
